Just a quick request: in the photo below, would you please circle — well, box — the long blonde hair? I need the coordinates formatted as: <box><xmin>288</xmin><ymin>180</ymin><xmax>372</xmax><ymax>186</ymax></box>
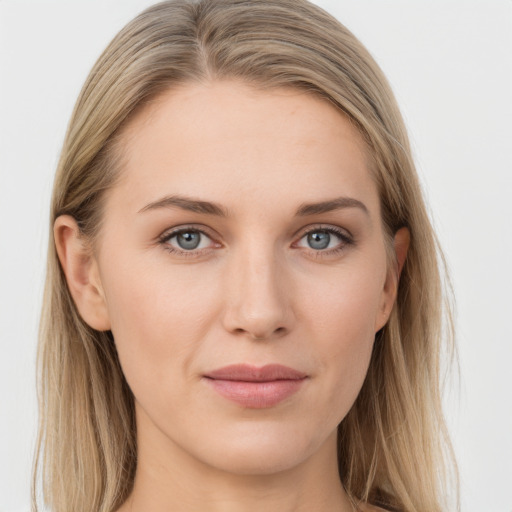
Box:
<box><xmin>33</xmin><ymin>1</ymin><xmax>458</xmax><ymax>511</ymax></box>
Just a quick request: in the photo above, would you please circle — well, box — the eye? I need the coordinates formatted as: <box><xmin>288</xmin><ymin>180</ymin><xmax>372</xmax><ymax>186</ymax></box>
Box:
<box><xmin>172</xmin><ymin>230</ymin><xmax>206</xmax><ymax>250</ymax></box>
<box><xmin>295</xmin><ymin>226</ymin><xmax>353</xmax><ymax>253</ymax></box>
<box><xmin>159</xmin><ymin>227</ymin><xmax>218</xmax><ymax>254</ymax></box>
<box><xmin>305</xmin><ymin>231</ymin><xmax>333</xmax><ymax>250</ymax></box>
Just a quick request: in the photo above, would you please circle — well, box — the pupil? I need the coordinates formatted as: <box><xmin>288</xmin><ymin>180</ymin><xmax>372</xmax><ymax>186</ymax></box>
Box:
<box><xmin>307</xmin><ymin>231</ymin><xmax>330</xmax><ymax>250</ymax></box>
<box><xmin>177</xmin><ymin>231</ymin><xmax>200</xmax><ymax>250</ymax></box>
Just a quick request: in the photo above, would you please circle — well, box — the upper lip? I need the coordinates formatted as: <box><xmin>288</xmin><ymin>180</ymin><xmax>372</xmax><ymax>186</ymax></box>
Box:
<box><xmin>204</xmin><ymin>364</ymin><xmax>307</xmax><ymax>382</ymax></box>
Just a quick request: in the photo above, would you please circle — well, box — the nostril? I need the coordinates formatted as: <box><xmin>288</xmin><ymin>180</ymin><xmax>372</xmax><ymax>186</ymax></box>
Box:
<box><xmin>255</xmin><ymin>326</ymin><xmax>287</xmax><ymax>340</ymax></box>
<box><xmin>232</xmin><ymin>326</ymin><xmax>287</xmax><ymax>340</ymax></box>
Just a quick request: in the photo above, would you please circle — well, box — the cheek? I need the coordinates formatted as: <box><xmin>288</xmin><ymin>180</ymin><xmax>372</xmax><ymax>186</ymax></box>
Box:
<box><xmin>298</xmin><ymin>259</ymin><xmax>385</xmax><ymax>416</ymax></box>
<box><xmin>99</xmin><ymin>252</ymin><xmax>221</xmax><ymax>394</ymax></box>
<box><xmin>301</xmin><ymin>255</ymin><xmax>385</xmax><ymax>344</ymax></box>
<box><xmin>98</xmin><ymin>231</ymin><xmax>387</xmax><ymax>431</ymax></box>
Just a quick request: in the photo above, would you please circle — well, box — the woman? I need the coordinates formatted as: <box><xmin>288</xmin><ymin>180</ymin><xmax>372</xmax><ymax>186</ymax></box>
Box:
<box><xmin>33</xmin><ymin>1</ymin><xmax>458</xmax><ymax>511</ymax></box>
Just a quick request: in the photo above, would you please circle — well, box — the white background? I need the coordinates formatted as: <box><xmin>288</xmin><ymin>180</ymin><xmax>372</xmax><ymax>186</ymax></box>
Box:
<box><xmin>0</xmin><ymin>1</ymin><xmax>511</xmax><ymax>511</ymax></box>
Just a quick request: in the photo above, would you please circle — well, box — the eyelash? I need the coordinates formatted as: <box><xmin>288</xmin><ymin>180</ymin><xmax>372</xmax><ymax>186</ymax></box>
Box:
<box><xmin>157</xmin><ymin>225</ymin><xmax>354</xmax><ymax>259</ymax></box>
<box><xmin>158</xmin><ymin>226</ymin><xmax>218</xmax><ymax>258</ymax></box>
<box><xmin>295</xmin><ymin>225</ymin><xmax>354</xmax><ymax>258</ymax></box>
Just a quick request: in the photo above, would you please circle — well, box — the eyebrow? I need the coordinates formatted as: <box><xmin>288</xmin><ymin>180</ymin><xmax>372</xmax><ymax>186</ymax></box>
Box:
<box><xmin>295</xmin><ymin>197</ymin><xmax>369</xmax><ymax>217</ymax></box>
<box><xmin>138</xmin><ymin>195</ymin><xmax>230</xmax><ymax>217</ymax></box>
<box><xmin>138</xmin><ymin>194</ymin><xmax>368</xmax><ymax>217</ymax></box>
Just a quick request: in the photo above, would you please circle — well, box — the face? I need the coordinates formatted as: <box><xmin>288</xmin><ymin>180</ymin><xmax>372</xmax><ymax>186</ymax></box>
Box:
<box><xmin>74</xmin><ymin>81</ymin><xmax>399</xmax><ymax>475</ymax></box>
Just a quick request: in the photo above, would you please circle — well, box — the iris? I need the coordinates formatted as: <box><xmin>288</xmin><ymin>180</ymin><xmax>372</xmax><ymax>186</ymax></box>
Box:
<box><xmin>307</xmin><ymin>231</ymin><xmax>330</xmax><ymax>250</ymax></box>
<box><xmin>176</xmin><ymin>231</ymin><xmax>201</xmax><ymax>250</ymax></box>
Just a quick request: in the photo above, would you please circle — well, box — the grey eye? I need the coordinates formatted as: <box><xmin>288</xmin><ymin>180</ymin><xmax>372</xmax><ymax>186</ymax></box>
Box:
<box><xmin>175</xmin><ymin>231</ymin><xmax>202</xmax><ymax>250</ymax></box>
<box><xmin>307</xmin><ymin>231</ymin><xmax>331</xmax><ymax>250</ymax></box>
<box><xmin>161</xmin><ymin>227</ymin><xmax>216</xmax><ymax>254</ymax></box>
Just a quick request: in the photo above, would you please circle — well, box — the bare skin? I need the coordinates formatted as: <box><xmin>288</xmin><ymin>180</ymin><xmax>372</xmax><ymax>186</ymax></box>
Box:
<box><xmin>55</xmin><ymin>81</ymin><xmax>408</xmax><ymax>512</ymax></box>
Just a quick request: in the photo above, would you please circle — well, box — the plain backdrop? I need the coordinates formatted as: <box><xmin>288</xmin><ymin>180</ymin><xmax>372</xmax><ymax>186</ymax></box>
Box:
<box><xmin>1</xmin><ymin>1</ymin><xmax>511</xmax><ymax>511</ymax></box>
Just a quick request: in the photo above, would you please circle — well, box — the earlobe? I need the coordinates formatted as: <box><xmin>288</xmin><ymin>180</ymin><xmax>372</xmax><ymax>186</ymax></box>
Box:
<box><xmin>375</xmin><ymin>227</ymin><xmax>410</xmax><ymax>332</ymax></box>
<box><xmin>54</xmin><ymin>215</ymin><xmax>111</xmax><ymax>331</ymax></box>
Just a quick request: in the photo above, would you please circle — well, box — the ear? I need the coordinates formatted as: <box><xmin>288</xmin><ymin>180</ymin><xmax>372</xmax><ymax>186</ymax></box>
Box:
<box><xmin>374</xmin><ymin>227</ymin><xmax>410</xmax><ymax>332</ymax></box>
<box><xmin>54</xmin><ymin>215</ymin><xmax>111</xmax><ymax>331</ymax></box>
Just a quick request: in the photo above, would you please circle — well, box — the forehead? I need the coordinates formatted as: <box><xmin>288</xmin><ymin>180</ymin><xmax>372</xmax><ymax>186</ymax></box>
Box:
<box><xmin>111</xmin><ymin>80</ymin><xmax>380</xmax><ymax>218</ymax></box>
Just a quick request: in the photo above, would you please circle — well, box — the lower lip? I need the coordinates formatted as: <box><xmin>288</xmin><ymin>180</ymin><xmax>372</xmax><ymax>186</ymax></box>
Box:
<box><xmin>204</xmin><ymin>378</ymin><xmax>306</xmax><ymax>408</ymax></box>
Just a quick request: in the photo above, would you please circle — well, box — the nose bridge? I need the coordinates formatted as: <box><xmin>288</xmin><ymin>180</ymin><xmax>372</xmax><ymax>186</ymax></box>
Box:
<box><xmin>223</xmin><ymin>239</ymin><xmax>291</xmax><ymax>340</ymax></box>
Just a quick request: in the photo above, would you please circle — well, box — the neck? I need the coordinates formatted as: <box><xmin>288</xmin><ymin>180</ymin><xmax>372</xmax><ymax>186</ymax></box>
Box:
<box><xmin>120</xmin><ymin>409</ymin><xmax>355</xmax><ymax>512</ymax></box>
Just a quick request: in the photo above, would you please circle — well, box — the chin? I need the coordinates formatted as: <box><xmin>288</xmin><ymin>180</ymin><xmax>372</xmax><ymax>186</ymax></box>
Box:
<box><xmin>192</xmin><ymin>425</ymin><xmax>326</xmax><ymax>476</ymax></box>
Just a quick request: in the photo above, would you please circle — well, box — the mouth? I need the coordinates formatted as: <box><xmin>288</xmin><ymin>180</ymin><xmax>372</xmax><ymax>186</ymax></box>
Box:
<box><xmin>202</xmin><ymin>364</ymin><xmax>308</xmax><ymax>409</ymax></box>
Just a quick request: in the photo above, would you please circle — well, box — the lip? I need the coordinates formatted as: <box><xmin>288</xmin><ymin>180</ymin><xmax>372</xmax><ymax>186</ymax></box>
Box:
<box><xmin>203</xmin><ymin>364</ymin><xmax>308</xmax><ymax>409</ymax></box>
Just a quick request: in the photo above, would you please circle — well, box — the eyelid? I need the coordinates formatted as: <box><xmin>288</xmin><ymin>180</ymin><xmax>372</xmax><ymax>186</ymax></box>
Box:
<box><xmin>158</xmin><ymin>224</ymin><xmax>215</xmax><ymax>239</ymax></box>
<box><xmin>294</xmin><ymin>223</ymin><xmax>353</xmax><ymax>242</ymax></box>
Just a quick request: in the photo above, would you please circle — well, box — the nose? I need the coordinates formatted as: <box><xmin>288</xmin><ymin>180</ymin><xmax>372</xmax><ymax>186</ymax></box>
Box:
<box><xmin>221</xmin><ymin>244</ymin><xmax>293</xmax><ymax>341</ymax></box>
